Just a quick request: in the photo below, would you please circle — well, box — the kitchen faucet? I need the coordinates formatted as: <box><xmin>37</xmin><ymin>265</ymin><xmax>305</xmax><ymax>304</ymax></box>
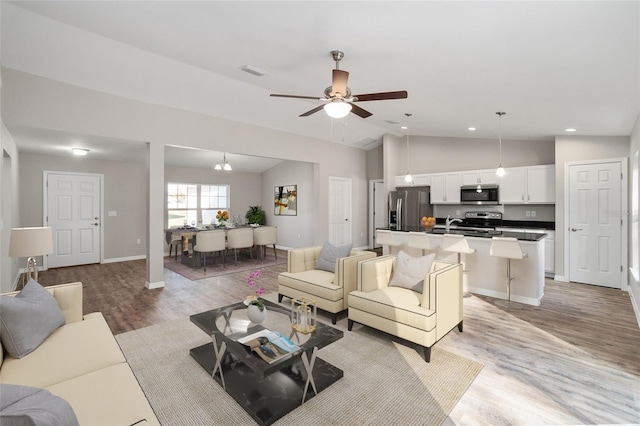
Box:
<box><xmin>445</xmin><ymin>215</ymin><xmax>463</xmax><ymax>232</ymax></box>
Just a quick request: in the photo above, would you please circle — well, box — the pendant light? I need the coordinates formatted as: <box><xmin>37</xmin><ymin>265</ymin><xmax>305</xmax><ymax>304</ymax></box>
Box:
<box><xmin>214</xmin><ymin>153</ymin><xmax>232</xmax><ymax>171</ymax></box>
<box><xmin>403</xmin><ymin>113</ymin><xmax>414</xmax><ymax>185</ymax></box>
<box><xmin>495</xmin><ymin>112</ymin><xmax>506</xmax><ymax>177</ymax></box>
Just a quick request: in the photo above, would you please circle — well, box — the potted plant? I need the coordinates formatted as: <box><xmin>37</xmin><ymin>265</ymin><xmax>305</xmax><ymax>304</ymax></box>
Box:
<box><xmin>245</xmin><ymin>268</ymin><xmax>266</xmax><ymax>323</ymax></box>
<box><xmin>245</xmin><ymin>205</ymin><xmax>266</xmax><ymax>225</ymax></box>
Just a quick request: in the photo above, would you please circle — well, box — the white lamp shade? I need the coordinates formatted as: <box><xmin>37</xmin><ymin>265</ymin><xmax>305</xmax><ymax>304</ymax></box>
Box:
<box><xmin>9</xmin><ymin>227</ymin><xmax>54</xmax><ymax>258</ymax></box>
<box><xmin>324</xmin><ymin>102</ymin><xmax>352</xmax><ymax>118</ymax></box>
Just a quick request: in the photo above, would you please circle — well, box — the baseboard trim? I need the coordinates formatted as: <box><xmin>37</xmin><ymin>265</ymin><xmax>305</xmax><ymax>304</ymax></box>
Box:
<box><xmin>630</xmin><ymin>292</ymin><xmax>640</xmax><ymax>328</ymax></box>
<box><xmin>145</xmin><ymin>280</ymin><xmax>165</xmax><ymax>289</ymax></box>
<box><xmin>103</xmin><ymin>255</ymin><xmax>146</xmax><ymax>264</ymax></box>
<box><xmin>467</xmin><ymin>287</ymin><xmax>542</xmax><ymax>307</ymax></box>
<box><xmin>554</xmin><ymin>274</ymin><xmax>568</xmax><ymax>282</ymax></box>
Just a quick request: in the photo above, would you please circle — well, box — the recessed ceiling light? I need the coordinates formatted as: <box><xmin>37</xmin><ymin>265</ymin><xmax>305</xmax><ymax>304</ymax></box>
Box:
<box><xmin>468</xmin><ymin>127</ymin><xmax>476</xmax><ymax>131</ymax></box>
<box><xmin>71</xmin><ymin>148</ymin><xmax>89</xmax><ymax>156</ymax></box>
<box><xmin>565</xmin><ymin>128</ymin><xmax>577</xmax><ymax>132</ymax></box>
<box><xmin>400</xmin><ymin>125</ymin><xmax>408</xmax><ymax>130</ymax></box>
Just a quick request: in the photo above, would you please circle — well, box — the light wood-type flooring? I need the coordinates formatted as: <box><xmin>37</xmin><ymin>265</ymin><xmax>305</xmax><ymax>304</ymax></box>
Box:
<box><xmin>36</xmin><ymin>256</ymin><xmax>640</xmax><ymax>425</ymax></box>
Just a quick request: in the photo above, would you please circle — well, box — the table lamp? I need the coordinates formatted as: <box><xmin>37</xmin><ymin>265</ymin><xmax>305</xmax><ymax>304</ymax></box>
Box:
<box><xmin>9</xmin><ymin>227</ymin><xmax>54</xmax><ymax>287</ymax></box>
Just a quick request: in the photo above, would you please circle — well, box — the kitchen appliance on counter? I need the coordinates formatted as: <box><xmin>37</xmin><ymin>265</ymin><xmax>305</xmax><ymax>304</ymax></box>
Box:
<box><xmin>460</xmin><ymin>184</ymin><xmax>499</xmax><ymax>205</ymax></box>
<box><xmin>388</xmin><ymin>186</ymin><xmax>432</xmax><ymax>230</ymax></box>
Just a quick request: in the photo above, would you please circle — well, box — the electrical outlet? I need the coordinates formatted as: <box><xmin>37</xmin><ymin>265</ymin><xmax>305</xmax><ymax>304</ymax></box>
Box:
<box><xmin>360</xmin><ymin>232</ymin><xmax>364</xmax><ymax>237</ymax></box>
<box><xmin>297</xmin><ymin>233</ymin><xmax>301</xmax><ymax>239</ymax></box>
<box><xmin>526</xmin><ymin>211</ymin><xmax>531</xmax><ymax>217</ymax></box>
<box><xmin>531</xmin><ymin>211</ymin><xmax>536</xmax><ymax>217</ymax></box>
<box><xmin>136</xmin><ymin>239</ymin><xmax>141</xmax><ymax>244</ymax></box>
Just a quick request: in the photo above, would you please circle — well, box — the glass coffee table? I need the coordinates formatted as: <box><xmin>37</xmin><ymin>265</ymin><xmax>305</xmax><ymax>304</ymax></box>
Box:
<box><xmin>189</xmin><ymin>298</ymin><xmax>343</xmax><ymax>426</ymax></box>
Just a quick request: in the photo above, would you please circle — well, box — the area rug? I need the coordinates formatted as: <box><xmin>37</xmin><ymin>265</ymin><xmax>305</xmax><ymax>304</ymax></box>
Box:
<box><xmin>164</xmin><ymin>250</ymin><xmax>286</xmax><ymax>281</ymax></box>
<box><xmin>116</xmin><ymin>306</ymin><xmax>483</xmax><ymax>425</ymax></box>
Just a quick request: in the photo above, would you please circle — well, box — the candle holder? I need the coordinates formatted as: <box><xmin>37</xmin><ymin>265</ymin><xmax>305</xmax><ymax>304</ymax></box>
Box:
<box><xmin>290</xmin><ymin>297</ymin><xmax>317</xmax><ymax>334</ymax></box>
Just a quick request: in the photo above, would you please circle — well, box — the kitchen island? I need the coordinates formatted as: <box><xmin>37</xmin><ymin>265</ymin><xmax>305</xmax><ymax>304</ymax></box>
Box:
<box><xmin>376</xmin><ymin>227</ymin><xmax>547</xmax><ymax>306</ymax></box>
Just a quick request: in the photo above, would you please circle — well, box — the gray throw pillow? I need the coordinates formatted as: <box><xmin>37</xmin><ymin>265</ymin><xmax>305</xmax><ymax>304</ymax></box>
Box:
<box><xmin>0</xmin><ymin>384</ymin><xmax>79</xmax><ymax>426</ymax></box>
<box><xmin>315</xmin><ymin>242</ymin><xmax>353</xmax><ymax>273</ymax></box>
<box><xmin>389</xmin><ymin>250</ymin><xmax>435</xmax><ymax>293</ymax></box>
<box><xmin>0</xmin><ymin>279</ymin><xmax>65</xmax><ymax>359</ymax></box>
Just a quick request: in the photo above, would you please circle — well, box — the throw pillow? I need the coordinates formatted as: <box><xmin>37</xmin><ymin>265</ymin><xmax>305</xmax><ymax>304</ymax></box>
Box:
<box><xmin>315</xmin><ymin>242</ymin><xmax>353</xmax><ymax>273</ymax></box>
<box><xmin>389</xmin><ymin>250</ymin><xmax>435</xmax><ymax>293</ymax></box>
<box><xmin>0</xmin><ymin>384</ymin><xmax>79</xmax><ymax>426</ymax></box>
<box><xmin>0</xmin><ymin>279</ymin><xmax>65</xmax><ymax>359</ymax></box>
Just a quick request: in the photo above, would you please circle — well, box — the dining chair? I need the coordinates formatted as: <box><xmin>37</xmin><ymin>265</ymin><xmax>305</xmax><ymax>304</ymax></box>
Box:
<box><xmin>252</xmin><ymin>226</ymin><xmax>277</xmax><ymax>263</ymax></box>
<box><xmin>226</xmin><ymin>228</ymin><xmax>254</xmax><ymax>266</ymax></box>
<box><xmin>165</xmin><ymin>230</ymin><xmax>183</xmax><ymax>261</ymax></box>
<box><xmin>193</xmin><ymin>230</ymin><xmax>226</xmax><ymax>272</ymax></box>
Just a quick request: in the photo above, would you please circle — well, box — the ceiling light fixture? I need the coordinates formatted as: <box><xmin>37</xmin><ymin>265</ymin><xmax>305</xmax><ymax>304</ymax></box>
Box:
<box><xmin>564</xmin><ymin>128</ymin><xmax>577</xmax><ymax>132</ymax></box>
<box><xmin>324</xmin><ymin>101</ymin><xmax>352</xmax><ymax>119</ymax></box>
<box><xmin>468</xmin><ymin>127</ymin><xmax>476</xmax><ymax>131</ymax></box>
<box><xmin>214</xmin><ymin>153</ymin><xmax>232</xmax><ymax>171</ymax></box>
<box><xmin>71</xmin><ymin>148</ymin><xmax>89</xmax><ymax>156</ymax></box>
<box><xmin>404</xmin><ymin>113</ymin><xmax>414</xmax><ymax>185</ymax></box>
<box><xmin>495</xmin><ymin>112</ymin><xmax>506</xmax><ymax>177</ymax></box>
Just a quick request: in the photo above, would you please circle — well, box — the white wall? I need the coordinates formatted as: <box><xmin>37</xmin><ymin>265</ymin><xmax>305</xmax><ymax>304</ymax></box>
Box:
<box><xmin>2</xmin><ymin>69</ymin><xmax>369</xmax><ymax>285</ymax></box>
<box><xmin>1</xmin><ymin>122</ymin><xmax>21</xmax><ymax>292</ymax></box>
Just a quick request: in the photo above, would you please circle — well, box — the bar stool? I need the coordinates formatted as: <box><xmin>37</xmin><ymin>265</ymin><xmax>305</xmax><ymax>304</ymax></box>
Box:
<box><xmin>408</xmin><ymin>231</ymin><xmax>431</xmax><ymax>256</ymax></box>
<box><xmin>376</xmin><ymin>230</ymin><xmax>401</xmax><ymax>254</ymax></box>
<box><xmin>442</xmin><ymin>234</ymin><xmax>475</xmax><ymax>297</ymax></box>
<box><xmin>489</xmin><ymin>237</ymin><xmax>528</xmax><ymax>308</ymax></box>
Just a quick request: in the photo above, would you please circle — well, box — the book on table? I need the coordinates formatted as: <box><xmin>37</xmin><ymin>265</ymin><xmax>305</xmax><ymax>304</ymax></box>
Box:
<box><xmin>238</xmin><ymin>329</ymin><xmax>301</xmax><ymax>364</ymax></box>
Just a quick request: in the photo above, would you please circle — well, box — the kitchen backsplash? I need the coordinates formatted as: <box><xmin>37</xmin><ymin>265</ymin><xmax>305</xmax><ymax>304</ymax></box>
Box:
<box><xmin>434</xmin><ymin>204</ymin><xmax>555</xmax><ymax>222</ymax></box>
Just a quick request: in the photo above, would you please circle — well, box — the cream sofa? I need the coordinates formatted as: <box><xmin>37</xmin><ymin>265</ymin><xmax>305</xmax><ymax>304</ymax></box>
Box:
<box><xmin>0</xmin><ymin>282</ymin><xmax>159</xmax><ymax>425</ymax></box>
<box><xmin>348</xmin><ymin>255</ymin><xmax>463</xmax><ymax>362</ymax></box>
<box><xmin>278</xmin><ymin>246</ymin><xmax>376</xmax><ymax>324</ymax></box>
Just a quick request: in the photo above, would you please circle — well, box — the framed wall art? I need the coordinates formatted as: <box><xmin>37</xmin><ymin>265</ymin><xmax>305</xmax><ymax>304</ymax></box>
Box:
<box><xmin>274</xmin><ymin>185</ymin><xmax>297</xmax><ymax>216</ymax></box>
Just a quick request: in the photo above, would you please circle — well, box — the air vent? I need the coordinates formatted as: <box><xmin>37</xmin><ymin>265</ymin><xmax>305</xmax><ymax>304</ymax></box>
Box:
<box><xmin>385</xmin><ymin>120</ymin><xmax>400</xmax><ymax>125</ymax></box>
<box><xmin>240</xmin><ymin>65</ymin><xmax>269</xmax><ymax>77</ymax></box>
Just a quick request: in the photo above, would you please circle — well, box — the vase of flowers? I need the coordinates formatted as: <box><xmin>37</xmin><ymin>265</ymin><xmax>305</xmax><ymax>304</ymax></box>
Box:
<box><xmin>245</xmin><ymin>268</ymin><xmax>266</xmax><ymax>323</ymax></box>
<box><xmin>216</xmin><ymin>210</ymin><xmax>229</xmax><ymax>226</ymax></box>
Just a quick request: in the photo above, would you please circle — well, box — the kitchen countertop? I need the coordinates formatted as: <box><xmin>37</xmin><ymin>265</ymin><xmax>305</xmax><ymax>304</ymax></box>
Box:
<box><xmin>377</xmin><ymin>226</ymin><xmax>547</xmax><ymax>242</ymax></box>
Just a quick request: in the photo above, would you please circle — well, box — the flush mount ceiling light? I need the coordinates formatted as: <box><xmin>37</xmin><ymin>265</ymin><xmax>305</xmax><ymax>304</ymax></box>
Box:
<box><xmin>468</xmin><ymin>127</ymin><xmax>477</xmax><ymax>131</ymax></box>
<box><xmin>71</xmin><ymin>148</ymin><xmax>89</xmax><ymax>156</ymax></box>
<box><xmin>404</xmin><ymin>113</ymin><xmax>414</xmax><ymax>185</ymax></box>
<box><xmin>495</xmin><ymin>112</ymin><xmax>506</xmax><ymax>177</ymax></box>
<box><xmin>324</xmin><ymin>101</ymin><xmax>352</xmax><ymax>118</ymax></box>
<box><xmin>214</xmin><ymin>153</ymin><xmax>232</xmax><ymax>171</ymax></box>
<box><xmin>565</xmin><ymin>128</ymin><xmax>577</xmax><ymax>132</ymax></box>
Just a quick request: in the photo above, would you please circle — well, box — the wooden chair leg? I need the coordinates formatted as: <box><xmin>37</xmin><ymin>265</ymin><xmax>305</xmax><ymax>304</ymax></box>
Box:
<box><xmin>272</xmin><ymin>244</ymin><xmax>277</xmax><ymax>261</ymax></box>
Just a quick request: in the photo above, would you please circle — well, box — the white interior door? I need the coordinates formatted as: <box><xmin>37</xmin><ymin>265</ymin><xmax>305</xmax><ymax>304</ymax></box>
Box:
<box><xmin>328</xmin><ymin>177</ymin><xmax>352</xmax><ymax>246</ymax></box>
<box><xmin>46</xmin><ymin>172</ymin><xmax>102</xmax><ymax>268</ymax></box>
<box><xmin>568</xmin><ymin>161</ymin><xmax>622</xmax><ymax>288</ymax></box>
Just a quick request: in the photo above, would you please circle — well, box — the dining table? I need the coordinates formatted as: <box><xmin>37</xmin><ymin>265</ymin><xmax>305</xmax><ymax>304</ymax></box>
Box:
<box><xmin>165</xmin><ymin>225</ymin><xmax>263</xmax><ymax>267</ymax></box>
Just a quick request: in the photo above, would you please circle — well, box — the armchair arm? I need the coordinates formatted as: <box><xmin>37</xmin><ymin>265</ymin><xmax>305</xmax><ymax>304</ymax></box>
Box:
<box><xmin>335</xmin><ymin>251</ymin><xmax>377</xmax><ymax>303</ymax></box>
<box><xmin>421</xmin><ymin>263</ymin><xmax>463</xmax><ymax>339</ymax></box>
<box><xmin>356</xmin><ymin>255</ymin><xmax>395</xmax><ymax>293</ymax></box>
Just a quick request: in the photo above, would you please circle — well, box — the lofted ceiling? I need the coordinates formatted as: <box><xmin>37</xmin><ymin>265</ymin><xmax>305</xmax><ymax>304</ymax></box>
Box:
<box><xmin>2</xmin><ymin>1</ymin><xmax>639</xmax><ymax>168</ymax></box>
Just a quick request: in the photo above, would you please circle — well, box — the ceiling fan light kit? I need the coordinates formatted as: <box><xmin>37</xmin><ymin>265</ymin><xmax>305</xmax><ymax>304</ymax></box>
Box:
<box><xmin>270</xmin><ymin>50</ymin><xmax>407</xmax><ymax>119</ymax></box>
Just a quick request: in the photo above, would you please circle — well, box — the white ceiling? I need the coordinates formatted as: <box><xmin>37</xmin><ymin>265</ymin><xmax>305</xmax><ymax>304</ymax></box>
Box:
<box><xmin>2</xmin><ymin>1</ymin><xmax>639</xmax><ymax>169</ymax></box>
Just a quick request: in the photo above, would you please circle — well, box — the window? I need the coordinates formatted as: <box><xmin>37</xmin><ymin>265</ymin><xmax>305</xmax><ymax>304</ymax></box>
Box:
<box><xmin>167</xmin><ymin>183</ymin><xmax>229</xmax><ymax>228</ymax></box>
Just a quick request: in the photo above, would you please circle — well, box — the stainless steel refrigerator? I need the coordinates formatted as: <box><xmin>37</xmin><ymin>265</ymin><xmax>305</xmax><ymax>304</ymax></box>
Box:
<box><xmin>388</xmin><ymin>186</ymin><xmax>433</xmax><ymax>230</ymax></box>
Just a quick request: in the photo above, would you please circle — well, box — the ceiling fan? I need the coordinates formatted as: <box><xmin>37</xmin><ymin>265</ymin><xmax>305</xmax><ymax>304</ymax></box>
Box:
<box><xmin>270</xmin><ymin>50</ymin><xmax>408</xmax><ymax>119</ymax></box>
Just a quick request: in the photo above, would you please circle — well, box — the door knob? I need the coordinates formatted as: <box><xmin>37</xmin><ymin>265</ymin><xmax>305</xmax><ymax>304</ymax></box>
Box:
<box><xmin>91</xmin><ymin>223</ymin><xmax>100</xmax><ymax>226</ymax></box>
<box><xmin>570</xmin><ymin>227</ymin><xmax>582</xmax><ymax>232</ymax></box>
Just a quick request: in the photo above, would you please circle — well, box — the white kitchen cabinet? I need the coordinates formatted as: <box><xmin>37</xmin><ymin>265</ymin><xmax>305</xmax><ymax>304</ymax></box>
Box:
<box><xmin>462</xmin><ymin>169</ymin><xmax>500</xmax><ymax>185</ymax></box>
<box><xmin>394</xmin><ymin>174</ymin><xmax>430</xmax><ymax>188</ymax></box>
<box><xmin>500</xmin><ymin>165</ymin><xmax>555</xmax><ymax>204</ymax></box>
<box><xmin>430</xmin><ymin>172</ymin><xmax>461</xmax><ymax>204</ymax></box>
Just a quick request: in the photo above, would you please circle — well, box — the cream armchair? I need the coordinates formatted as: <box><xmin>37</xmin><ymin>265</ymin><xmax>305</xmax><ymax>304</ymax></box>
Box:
<box><xmin>278</xmin><ymin>245</ymin><xmax>376</xmax><ymax>324</ymax></box>
<box><xmin>348</xmin><ymin>255</ymin><xmax>463</xmax><ymax>362</ymax></box>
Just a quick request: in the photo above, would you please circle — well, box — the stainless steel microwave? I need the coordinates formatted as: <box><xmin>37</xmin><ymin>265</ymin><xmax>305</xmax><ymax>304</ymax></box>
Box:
<box><xmin>460</xmin><ymin>184</ymin><xmax>499</xmax><ymax>205</ymax></box>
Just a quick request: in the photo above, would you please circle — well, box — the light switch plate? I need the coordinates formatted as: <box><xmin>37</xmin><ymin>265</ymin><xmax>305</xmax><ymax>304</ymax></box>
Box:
<box><xmin>108</xmin><ymin>211</ymin><xmax>117</xmax><ymax>217</ymax></box>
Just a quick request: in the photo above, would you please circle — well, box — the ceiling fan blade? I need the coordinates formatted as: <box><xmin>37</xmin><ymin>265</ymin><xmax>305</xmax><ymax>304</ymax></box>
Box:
<box><xmin>331</xmin><ymin>69</ymin><xmax>349</xmax><ymax>97</ymax></box>
<box><xmin>353</xmin><ymin>91</ymin><xmax>408</xmax><ymax>102</ymax></box>
<box><xmin>299</xmin><ymin>104</ymin><xmax>325</xmax><ymax>117</ymax></box>
<box><xmin>271</xmin><ymin>94</ymin><xmax>323</xmax><ymax>100</ymax></box>
<box><xmin>350</xmin><ymin>104</ymin><xmax>373</xmax><ymax>118</ymax></box>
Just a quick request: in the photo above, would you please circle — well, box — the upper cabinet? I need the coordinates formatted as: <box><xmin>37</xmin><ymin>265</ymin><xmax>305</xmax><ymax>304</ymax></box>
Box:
<box><xmin>430</xmin><ymin>172</ymin><xmax>461</xmax><ymax>204</ymax></box>
<box><xmin>461</xmin><ymin>169</ymin><xmax>500</xmax><ymax>186</ymax></box>
<box><xmin>500</xmin><ymin>165</ymin><xmax>555</xmax><ymax>204</ymax></box>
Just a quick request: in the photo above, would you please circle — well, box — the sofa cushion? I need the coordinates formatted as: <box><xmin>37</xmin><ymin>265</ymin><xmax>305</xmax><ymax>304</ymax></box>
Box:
<box><xmin>0</xmin><ymin>384</ymin><xmax>79</xmax><ymax>426</ymax></box>
<box><xmin>315</xmin><ymin>242</ymin><xmax>352</xmax><ymax>273</ymax></box>
<box><xmin>349</xmin><ymin>287</ymin><xmax>436</xmax><ymax>332</ymax></box>
<box><xmin>0</xmin><ymin>313</ymin><xmax>126</xmax><ymax>389</ymax></box>
<box><xmin>45</xmin><ymin>363</ymin><xmax>159</xmax><ymax>426</ymax></box>
<box><xmin>279</xmin><ymin>270</ymin><xmax>342</xmax><ymax>301</ymax></box>
<box><xmin>389</xmin><ymin>251</ymin><xmax>435</xmax><ymax>293</ymax></box>
<box><xmin>0</xmin><ymin>279</ymin><xmax>66</xmax><ymax>359</ymax></box>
